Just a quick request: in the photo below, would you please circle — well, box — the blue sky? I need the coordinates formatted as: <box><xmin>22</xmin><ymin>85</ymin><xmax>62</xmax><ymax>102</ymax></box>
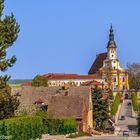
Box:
<box><xmin>3</xmin><ymin>0</ymin><xmax>140</xmax><ymax>79</ymax></box>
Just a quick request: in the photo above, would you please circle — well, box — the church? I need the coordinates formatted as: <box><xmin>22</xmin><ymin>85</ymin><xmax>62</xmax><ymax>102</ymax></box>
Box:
<box><xmin>22</xmin><ymin>26</ymin><xmax>129</xmax><ymax>91</ymax></box>
<box><xmin>88</xmin><ymin>25</ymin><xmax>129</xmax><ymax>91</ymax></box>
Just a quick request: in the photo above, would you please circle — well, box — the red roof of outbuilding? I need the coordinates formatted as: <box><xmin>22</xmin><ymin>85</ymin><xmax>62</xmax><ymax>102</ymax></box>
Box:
<box><xmin>82</xmin><ymin>80</ymin><xmax>102</xmax><ymax>86</ymax></box>
<box><xmin>22</xmin><ymin>82</ymin><xmax>32</xmax><ymax>86</ymax></box>
<box><xmin>42</xmin><ymin>73</ymin><xmax>99</xmax><ymax>80</ymax></box>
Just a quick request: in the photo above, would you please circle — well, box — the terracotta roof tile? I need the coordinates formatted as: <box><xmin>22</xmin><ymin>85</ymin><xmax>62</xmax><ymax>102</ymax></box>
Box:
<box><xmin>82</xmin><ymin>80</ymin><xmax>102</xmax><ymax>86</ymax></box>
<box><xmin>21</xmin><ymin>82</ymin><xmax>32</xmax><ymax>86</ymax></box>
<box><xmin>42</xmin><ymin>73</ymin><xmax>99</xmax><ymax>80</ymax></box>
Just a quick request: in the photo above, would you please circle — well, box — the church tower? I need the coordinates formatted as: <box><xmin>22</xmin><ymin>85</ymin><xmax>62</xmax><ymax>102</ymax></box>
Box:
<box><xmin>107</xmin><ymin>25</ymin><xmax>117</xmax><ymax>60</ymax></box>
<box><xmin>101</xmin><ymin>25</ymin><xmax>129</xmax><ymax>90</ymax></box>
<box><xmin>106</xmin><ymin>25</ymin><xmax>118</xmax><ymax>70</ymax></box>
<box><xmin>88</xmin><ymin>25</ymin><xmax>129</xmax><ymax>91</ymax></box>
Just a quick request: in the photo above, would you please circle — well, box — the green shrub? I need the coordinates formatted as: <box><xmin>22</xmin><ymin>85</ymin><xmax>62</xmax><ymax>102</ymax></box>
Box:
<box><xmin>32</xmin><ymin>75</ymin><xmax>48</xmax><ymax>87</ymax></box>
<box><xmin>111</xmin><ymin>93</ymin><xmax>121</xmax><ymax>115</ymax></box>
<box><xmin>0</xmin><ymin>116</ymin><xmax>44</xmax><ymax>140</ymax></box>
<box><xmin>15</xmin><ymin>104</ymin><xmax>41</xmax><ymax>116</ymax></box>
<box><xmin>35</xmin><ymin>110</ymin><xmax>77</xmax><ymax>135</ymax></box>
<box><xmin>44</xmin><ymin>118</ymin><xmax>77</xmax><ymax>135</ymax></box>
<box><xmin>132</xmin><ymin>92</ymin><xmax>139</xmax><ymax>112</ymax></box>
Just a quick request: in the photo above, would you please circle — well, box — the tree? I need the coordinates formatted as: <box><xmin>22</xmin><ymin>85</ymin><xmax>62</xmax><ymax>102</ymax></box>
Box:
<box><xmin>127</xmin><ymin>63</ymin><xmax>140</xmax><ymax>90</ymax></box>
<box><xmin>32</xmin><ymin>75</ymin><xmax>48</xmax><ymax>87</ymax></box>
<box><xmin>102</xmin><ymin>61</ymin><xmax>113</xmax><ymax>90</ymax></box>
<box><xmin>0</xmin><ymin>0</ymin><xmax>20</xmax><ymax>119</ymax></box>
<box><xmin>92</xmin><ymin>87</ymin><xmax>109</xmax><ymax>131</ymax></box>
<box><xmin>131</xmin><ymin>92</ymin><xmax>139</xmax><ymax>112</ymax></box>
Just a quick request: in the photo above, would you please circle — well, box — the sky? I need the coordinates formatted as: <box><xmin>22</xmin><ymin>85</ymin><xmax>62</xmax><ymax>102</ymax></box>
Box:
<box><xmin>3</xmin><ymin>0</ymin><xmax>140</xmax><ymax>79</ymax></box>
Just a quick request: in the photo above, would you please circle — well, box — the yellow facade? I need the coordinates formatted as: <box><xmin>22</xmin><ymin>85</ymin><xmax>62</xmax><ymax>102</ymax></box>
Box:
<box><xmin>100</xmin><ymin>26</ymin><xmax>129</xmax><ymax>91</ymax></box>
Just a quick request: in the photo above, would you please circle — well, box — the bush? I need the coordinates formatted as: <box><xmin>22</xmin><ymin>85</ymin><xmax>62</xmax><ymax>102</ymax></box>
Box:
<box><xmin>132</xmin><ymin>92</ymin><xmax>139</xmax><ymax>112</ymax></box>
<box><xmin>0</xmin><ymin>116</ymin><xmax>44</xmax><ymax>140</ymax></box>
<box><xmin>15</xmin><ymin>104</ymin><xmax>40</xmax><ymax>116</ymax></box>
<box><xmin>32</xmin><ymin>75</ymin><xmax>48</xmax><ymax>87</ymax></box>
<box><xmin>111</xmin><ymin>93</ymin><xmax>121</xmax><ymax>115</ymax></box>
<box><xmin>44</xmin><ymin>118</ymin><xmax>77</xmax><ymax>135</ymax></box>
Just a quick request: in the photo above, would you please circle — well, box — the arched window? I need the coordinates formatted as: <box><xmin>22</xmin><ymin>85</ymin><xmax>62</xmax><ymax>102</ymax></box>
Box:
<box><xmin>114</xmin><ymin>77</ymin><xmax>116</xmax><ymax>82</ymax></box>
<box><xmin>123</xmin><ymin>77</ymin><xmax>125</xmax><ymax>82</ymax></box>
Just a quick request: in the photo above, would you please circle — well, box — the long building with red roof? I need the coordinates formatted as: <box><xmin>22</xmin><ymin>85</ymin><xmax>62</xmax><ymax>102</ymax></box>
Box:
<box><xmin>42</xmin><ymin>73</ymin><xmax>105</xmax><ymax>87</ymax></box>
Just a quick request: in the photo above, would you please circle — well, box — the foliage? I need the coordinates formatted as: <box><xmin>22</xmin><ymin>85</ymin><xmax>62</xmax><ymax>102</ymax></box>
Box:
<box><xmin>108</xmin><ymin>89</ymin><xmax>114</xmax><ymax>100</ymax></box>
<box><xmin>67</xmin><ymin>131</ymin><xmax>91</xmax><ymax>138</ymax></box>
<box><xmin>131</xmin><ymin>92</ymin><xmax>139</xmax><ymax>112</ymax></box>
<box><xmin>127</xmin><ymin>63</ymin><xmax>140</xmax><ymax>90</ymax></box>
<box><xmin>92</xmin><ymin>87</ymin><xmax>109</xmax><ymax>131</ymax></box>
<box><xmin>15</xmin><ymin>105</ymin><xmax>40</xmax><ymax>116</ymax></box>
<box><xmin>103</xmin><ymin>61</ymin><xmax>112</xmax><ymax>90</ymax></box>
<box><xmin>0</xmin><ymin>116</ymin><xmax>44</xmax><ymax>140</ymax></box>
<box><xmin>32</xmin><ymin>75</ymin><xmax>48</xmax><ymax>87</ymax></box>
<box><xmin>0</xmin><ymin>76</ymin><xmax>19</xmax><ymax>120</ymax></box>
<box><xmin>0</xmin><ymin>0</ymin><xmax>20</xmax><ymax>119</ymax></box>
<box><xmin>111</xmin><ymin>93</ymin><xmax>121</xmax><ymax>115</ymax></box>
<box><xmin>43</xmin><ymin>118</ymin><xmax>77</xmax><ymax>135</ymax></box>
<box><xmin>35</xmin><ymin>110</ymin><xmax>76</xmax><ymax>135</ymax></box>
<box><xmin>0</xmin><ymin>0</ymin><xmax>19</xmax><ymax>72</ymax></box>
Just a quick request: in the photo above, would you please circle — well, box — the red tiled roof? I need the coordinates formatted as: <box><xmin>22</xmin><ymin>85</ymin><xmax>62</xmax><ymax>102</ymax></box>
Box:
<box><xmin>42</xmin><ymin>73</ymin><xmax>99</xmax><ymax>80</ymax></box>
<box><xmin>82</xmin><ymin>80</ymin><xmax>102</xmax><ymax>86</ymax></box>
<box><xmin>21</xmin><ymin>82</ymin><xmax>32</xmax><ymax>86</ymax></box>
<box><xmin>88</xmin><ymin>52</ymin><xmax>107</xmax><ymax>74</ymax></box>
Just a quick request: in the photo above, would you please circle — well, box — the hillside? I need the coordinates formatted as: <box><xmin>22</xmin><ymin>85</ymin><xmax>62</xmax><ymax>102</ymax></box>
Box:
<box><xmin>8</xmin><ymin>79</ymin><xmax>32</xmax><ymax>84</ymax></box>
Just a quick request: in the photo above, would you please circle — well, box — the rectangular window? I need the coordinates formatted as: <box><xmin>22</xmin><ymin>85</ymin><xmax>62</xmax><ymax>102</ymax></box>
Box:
<box><xmin>123</xmin><ymin>77</ymin><xmax>125</xmax><ymax>82</ymax></box>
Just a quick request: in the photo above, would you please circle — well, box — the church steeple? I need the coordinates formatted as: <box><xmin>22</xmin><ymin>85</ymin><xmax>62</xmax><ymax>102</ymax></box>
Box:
<box><xmin>107</xmin><ymin>25</ymin><xmax>117</xmax><ymax>48</ymax></box>
<box><xmin>107</xmin><ymin>25</ymin><xmax>117</xmax><ymax>60</ymax></box>
<box><xmin>109</xmin><ymin>25</ymin><xmax>114</xmax><ymax>41</ymax></box>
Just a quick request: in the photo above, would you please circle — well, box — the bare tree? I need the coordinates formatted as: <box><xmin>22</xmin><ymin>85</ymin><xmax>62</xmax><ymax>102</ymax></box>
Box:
<box><xmin>127</xmin><ymin>63</ymin><xmax>140</xmax><ymax>90</ymax></box>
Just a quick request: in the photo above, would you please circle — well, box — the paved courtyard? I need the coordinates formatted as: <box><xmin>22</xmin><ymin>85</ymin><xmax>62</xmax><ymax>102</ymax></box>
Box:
<box><xmin>116</xmin><ymin>99</ymin><xmax>137</xmax><ymax>136</ymax></box>
<box><xmin>41</xmin><ymin>135</ymin><xmax>140</xmax><ymax>140</ymax></box>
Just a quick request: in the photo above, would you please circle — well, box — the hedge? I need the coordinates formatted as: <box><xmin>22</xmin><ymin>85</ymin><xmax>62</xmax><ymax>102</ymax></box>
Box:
<box><xmin>0</xmin><ymin>116</ymin><xmax>44</xmax><ymax>140</ymax></box>
<box><xmin>44</xmin><ymin>118</ymin><xmax>77</xmax><ymax>135</ymax></box>
<box><xmin>111</xmin><ymin>93</ymin><xmax>121</xmax><ymax>115</ymax></box>
<box><xmin>131</xmin><ymin>92</ymin><xmax>139</xmax><ymax>112</ymax></box>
